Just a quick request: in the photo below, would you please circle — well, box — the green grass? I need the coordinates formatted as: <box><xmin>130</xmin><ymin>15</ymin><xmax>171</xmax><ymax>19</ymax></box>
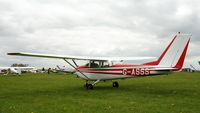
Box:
<box><xmin>0</xmin><ymin>72</ymin><xmax>200</xmax><ymax>113</ymax></box>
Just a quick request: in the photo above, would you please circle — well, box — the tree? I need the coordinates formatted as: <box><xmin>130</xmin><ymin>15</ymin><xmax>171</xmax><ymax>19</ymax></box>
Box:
<box><xmin>11</xmin><ymin>63</ymin><xmax>29</xmax><ymax>67</ymax></box>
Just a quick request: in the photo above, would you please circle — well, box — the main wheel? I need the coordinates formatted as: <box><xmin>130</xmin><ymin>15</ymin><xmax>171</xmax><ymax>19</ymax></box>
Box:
<box><xmin>113</xmin><ymin>82</ymin><xmax>119</xmax><ymax>88</ymax></box>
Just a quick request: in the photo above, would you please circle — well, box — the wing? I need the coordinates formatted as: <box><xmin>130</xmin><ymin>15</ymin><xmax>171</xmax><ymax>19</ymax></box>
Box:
<box><xmin>7</xmin><ymin>52</ymin><xmax>155</xmax><ymax>61</ymax></box>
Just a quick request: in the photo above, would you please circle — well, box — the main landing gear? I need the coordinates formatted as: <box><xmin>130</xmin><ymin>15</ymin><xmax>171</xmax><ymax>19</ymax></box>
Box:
<box><xmin>84</xmin><ymin>80</ymin><xmax>119</xmax><ymax>89</ymax></box>
<box><xmin>112</xmin><ymin>81</ymin><xmax>119</xmax><ymax>88</ymax></box>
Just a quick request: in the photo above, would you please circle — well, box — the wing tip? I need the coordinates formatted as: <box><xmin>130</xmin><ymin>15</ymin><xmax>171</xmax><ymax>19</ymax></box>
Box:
<box><xmin>7</xmin><ymin>52</ymin><xmax>20</xmax><ymax>55</ymax></box>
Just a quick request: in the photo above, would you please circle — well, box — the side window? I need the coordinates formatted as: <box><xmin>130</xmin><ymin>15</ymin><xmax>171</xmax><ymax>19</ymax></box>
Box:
<box><xmin>90</xmin><ymin>61</ymin><xmax>99</xmax><ymax>68</ymax></box>
<box><xmin>85</xmin><ymin>63</ymin><xmax>89</xmax><ymax>67</ymax></box>
<box><xmin>85</xmin><ymin>61</ymin><xmax>110</xmax><ymax>68</ymax></box>
<box><xmin>103</xmin><ymin>61</ymin><xmax>109</xmax><ymax>67</ymax></box>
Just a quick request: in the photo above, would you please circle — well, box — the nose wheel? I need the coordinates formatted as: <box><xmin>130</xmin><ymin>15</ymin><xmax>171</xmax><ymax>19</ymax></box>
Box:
<box><xmin>113</xmin><ymin>81</ymin><xmax>119</xmax><ymax>88</ymax></box>
<box><xmin>84</xmin><ymin>83</ymin><xmax>93</xmax><ymax>89</ymax></box>
<box><xmin>84</xmin><ymin>80</ymin><xmax>100</xmax><ymax>89</ymax></box>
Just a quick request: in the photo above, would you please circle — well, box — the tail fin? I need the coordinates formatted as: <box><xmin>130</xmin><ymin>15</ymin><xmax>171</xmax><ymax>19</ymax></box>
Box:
<box><xmin>144</xmin><ymin>33</ymin><xmax>191</xmax><ymax>70</ymax></box>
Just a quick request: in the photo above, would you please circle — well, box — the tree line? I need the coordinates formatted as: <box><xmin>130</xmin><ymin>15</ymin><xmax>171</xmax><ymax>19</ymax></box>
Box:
<box><xmin>11</xmin><ymin>63</ymin><xmax>29</xmax><ymax>67</ymax></box>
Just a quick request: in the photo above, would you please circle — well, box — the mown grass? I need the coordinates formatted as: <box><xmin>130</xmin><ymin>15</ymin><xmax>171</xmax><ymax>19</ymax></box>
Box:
<box><xmin>0</xmin><ymin>72</ymin><xmax>200</xmax><ymax>113</ymax></box>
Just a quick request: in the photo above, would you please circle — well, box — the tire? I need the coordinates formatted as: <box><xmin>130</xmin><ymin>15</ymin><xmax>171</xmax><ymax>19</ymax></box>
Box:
<box><xmin>113</xmin><ymin>82</ymin><xmax>119</xmax><ymax>88</ymax></box>
<box><xmin>87</xmin><ymin>84</ymin><xmax>93</xmax><ymax>89</ymax></box>
<box><xmin>84</xmin><ymin>83</ymin><xmax>93</xmax><ymax>89</ymax></box>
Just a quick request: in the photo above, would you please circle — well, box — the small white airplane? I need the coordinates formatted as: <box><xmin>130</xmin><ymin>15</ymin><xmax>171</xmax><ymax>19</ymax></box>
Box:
<box><xmin>0</xmin><ymin>67</ymin><xmax>35</xmax><ymax>75</ymax></box>
<box><xmin>56</xmin><ymin>65</ymin><xmax>75</xmax><ymax>74</ymax></box>
<box><xmin>7</xmin><ymin>33</ymin><xmax>191</xmax><ymax>89</ymax></box>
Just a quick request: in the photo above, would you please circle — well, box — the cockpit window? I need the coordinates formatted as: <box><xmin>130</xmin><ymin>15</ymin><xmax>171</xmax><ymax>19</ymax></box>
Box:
<box><xmin>85</xmin><ymin>61</ymin><xmax>110</xmax><ymax>68</ymax></box>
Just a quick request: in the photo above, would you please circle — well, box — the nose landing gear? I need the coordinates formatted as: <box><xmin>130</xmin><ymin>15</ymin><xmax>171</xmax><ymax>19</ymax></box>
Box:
<box><xmin>84</xmin><ymin>83</ymin><xmax>93</xmax><ymax>89</ymax></box>
<box><xmin>84</xmin><ymin>80</ymin><xmax>100</xmax><ymax>90</ymax></box>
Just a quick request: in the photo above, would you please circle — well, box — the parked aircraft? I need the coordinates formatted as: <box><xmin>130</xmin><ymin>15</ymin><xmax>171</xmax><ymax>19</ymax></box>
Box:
<box><xmin>56</xmin><ymin>65</ymin><xmax>75</xmax><ymax>74</ymax></box>
<box><xmin>0</xmin><ymin>67</ymin><xmax>35</xmax><ymax>75</ymax></box>
<box><xmin>8</xmin><ymin>33</ymin><xmax>191</xmax><ymax>89</ymax></box>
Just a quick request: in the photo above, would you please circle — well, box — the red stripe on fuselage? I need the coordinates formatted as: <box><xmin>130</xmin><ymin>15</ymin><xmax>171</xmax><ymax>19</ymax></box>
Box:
<box><xmin>79</xmin><ymin>68</ymin><xmax>152</xmax><ymax>76</ymax></box>
<box><xmin>83</xmin><ymin>71</ymin><xmax>123</xmax><ymax>75</ymax></box>
<box><xmin>78</xmin><ymin>68</ymin><xmax>122</xmax><ymax>71</ymax></box>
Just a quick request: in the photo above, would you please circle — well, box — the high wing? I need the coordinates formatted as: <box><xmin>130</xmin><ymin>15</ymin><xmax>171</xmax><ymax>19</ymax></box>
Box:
<box><xmin>7</xmin><ymin>52</ymin><xmax>155</xmax><ymax>61</ymax></box>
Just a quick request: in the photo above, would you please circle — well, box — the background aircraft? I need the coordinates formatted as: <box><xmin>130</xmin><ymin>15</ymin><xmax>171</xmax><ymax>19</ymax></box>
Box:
<box><xmin>0</xmin><ymin>67</ymin><xmax>35</xmax><ymax>75</ymax></box>
<box><xmin>190</xmin><ymin>61</ymin><xmax>200</xmax><ymax>72</ymax></box>
<box><xmin>8</xmin><ymin>33</ymin><xmax>191</xmax><ymax>89</ymax></box>
<box><xmin>56</xmin><ymin>65</ymin><xmax>75</xmax><ymax>74</ymax></box>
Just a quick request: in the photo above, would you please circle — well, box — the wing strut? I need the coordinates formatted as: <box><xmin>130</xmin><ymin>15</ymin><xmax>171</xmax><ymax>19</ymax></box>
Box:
<box><xmin>72</xmin><ymin>59</ymin><xmax>78</xmax><ymax>67</ymax></box>
<box><xmin>63</xmin><ymin>59</ymin><xmax>89</xmax><ymax>80</ymax></box>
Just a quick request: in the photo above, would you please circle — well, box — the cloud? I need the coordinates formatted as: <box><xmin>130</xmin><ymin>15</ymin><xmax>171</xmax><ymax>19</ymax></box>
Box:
<box><xmin>0</xmin><ymin>0</ymin><xmax>199</xmax><ymax>68</ymax></box>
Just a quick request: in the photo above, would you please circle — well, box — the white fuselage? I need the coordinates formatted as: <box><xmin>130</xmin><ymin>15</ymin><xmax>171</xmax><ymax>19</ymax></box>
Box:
<box><xmin>76</xmin><ymin>66</ymin><xmax>172</xmax><ymax>80</ymax></box>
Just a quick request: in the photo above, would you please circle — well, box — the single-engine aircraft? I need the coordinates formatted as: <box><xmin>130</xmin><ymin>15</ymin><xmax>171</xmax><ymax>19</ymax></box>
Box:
<box><xmin>56</xmin><ymin>65</ymin><xmax>75</xmax><ymax>74</ymax></box>
<box><xmin>7</xmin><ymin>33</ymin><xmax>191</xmax><ymax>89</ymax></box>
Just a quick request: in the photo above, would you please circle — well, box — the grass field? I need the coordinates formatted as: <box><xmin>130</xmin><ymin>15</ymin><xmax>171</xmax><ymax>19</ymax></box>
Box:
<box><xmin>0</xmin><ymin>72</ymin><xmax>200</xmax><ymax>113</ymax></box>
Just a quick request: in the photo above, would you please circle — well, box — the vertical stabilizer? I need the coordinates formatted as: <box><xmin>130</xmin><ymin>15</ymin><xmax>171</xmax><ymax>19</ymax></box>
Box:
<box><xmin>143</xmin><ymin>33</ymin><xmax>191</xmax><ymax>71</ymax></box>
<box><xmin>157</xmin><ymin>33</ymin><xmax>191</xmax><ymax>70</ymax></box>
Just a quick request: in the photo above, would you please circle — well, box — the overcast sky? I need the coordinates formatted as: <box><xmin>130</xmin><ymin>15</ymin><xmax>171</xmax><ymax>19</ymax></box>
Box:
<box><xmin>0</xmin><ymin>0</ymin><xmax>200</xmax><ymax>69</ymax></box>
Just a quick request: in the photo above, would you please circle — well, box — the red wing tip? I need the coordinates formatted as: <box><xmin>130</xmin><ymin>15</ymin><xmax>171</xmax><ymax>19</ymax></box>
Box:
<box><xmin>7</xmin><ymin>52</ymin><xmax>19</xmax><ymax>55</ymax></box>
